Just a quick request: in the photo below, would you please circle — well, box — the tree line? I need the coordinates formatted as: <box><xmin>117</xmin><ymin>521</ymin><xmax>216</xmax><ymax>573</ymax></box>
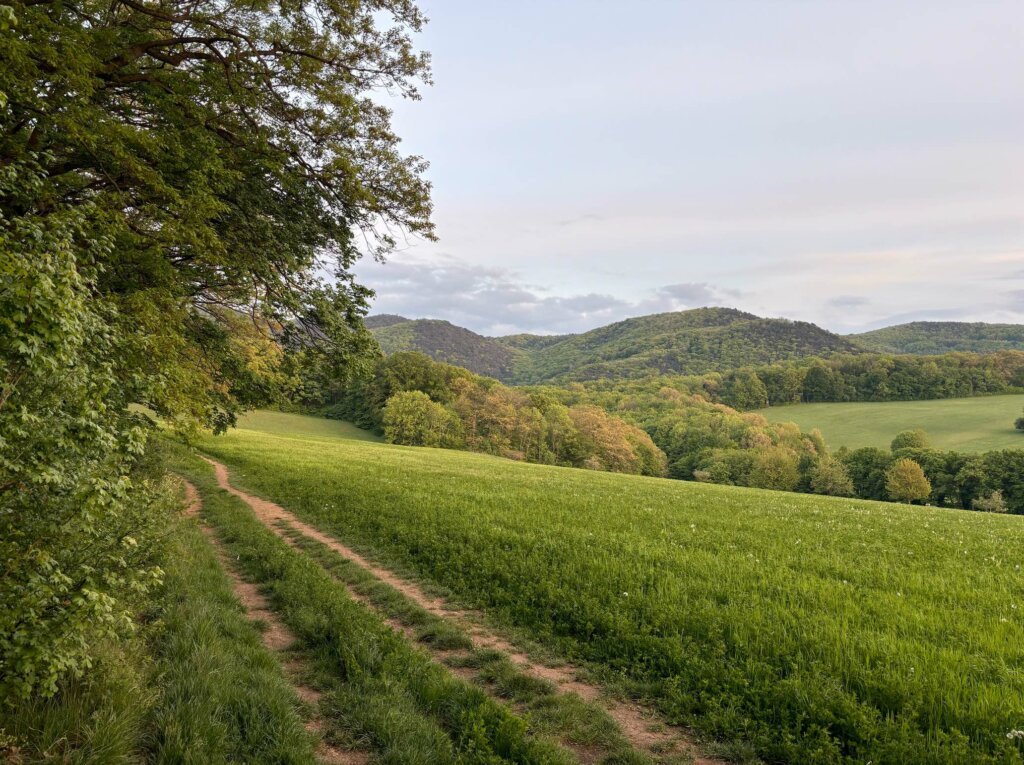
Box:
<box><xmin>322</xmin><ymin>352</ymin><xmax>667</xmax><ymax>477</ymax></box>
<box><xmin>570</xmin><ymin>350</ymin><xmax>1024</xmax><ymax>412</ymax></box>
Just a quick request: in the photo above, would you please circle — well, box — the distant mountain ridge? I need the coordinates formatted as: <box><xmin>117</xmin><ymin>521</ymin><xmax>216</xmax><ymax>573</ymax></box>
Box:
<box><xmin>850</xmin><ymin>321</ymin><xmax>1024</xmax><ymax>354</ymax></box>
<box><xmin>369</xmin><ymin>317</ymin><xmax>522</xmax><ymax>380</ymax></box>
<box><xmin>365</xmin><ymin>307</ymin><xmax>864</xmax><ymax>383</ymax></box>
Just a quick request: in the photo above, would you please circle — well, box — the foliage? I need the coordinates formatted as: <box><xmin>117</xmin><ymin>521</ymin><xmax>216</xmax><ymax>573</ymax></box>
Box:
<box><xmin>852</xmin><ymin>321</ymin><xmax>1024</xmax><ymax>354</ymax></box>
<box><xmin>2</xmin><ymin>0</ymin><xmax>432</xmax><ymax>702</ymax></box>
<box><xmin>384</xmin><ymin>390</ymin><xmax>463</xmax><ymax>448</ymax></box>
<box><xmin>0</xmin><ymin>192</ymin><xmax>168</xmax><ymax>700</ymax></box>
<box><xmin>808</xmin><ymin>457</ymin><xmax>854</xmax><ymax>497</ymax></box>
<box><xmin>199</xmin><ymin>413</ymin><xmax>1024</xmax><ymax>764</ymax></box>
<box><xmin>330</xmin><ymin>352</ymin><xmax>668</xmax><ymax>476</ymax></box>
<box><xmin>885</xmin><ymin>458</ymin><xmax>932</xmax><ymax>504</ymax></box>
<box><xmin>972</xmin><ymin>490</ymin><xmax>1008</xmax><ymax>513</ymax></box>
<box><xmin>891</xmin><ymin>429</ymin><xmax>930</xmax><ymax>451</ymax></box>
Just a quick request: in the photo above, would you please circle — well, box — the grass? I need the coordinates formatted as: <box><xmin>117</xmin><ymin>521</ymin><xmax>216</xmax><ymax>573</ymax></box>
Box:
<box><xmin>276</xmin><ymin>520</ymin><xmax>661</xmax><ymax>764</ymax></box>
<box><xmin>237</xmin><ymin>409</ymin><xmax>382</xmax><ymax>441</ymax></box>
<box><xmin>168</xmin><ymin>445</ymin><xmax>576</xmax><ymax>765</ymax></box>
<box><xmin>198</xmin><ymin>411</ymin><xmax>1024</xmax><ymax>764</ymax></box>
<box><xmin>756</xmin><ymin>393</ymin><xmax>1024</xmax><ymax>453</ymax></box>
<box><xmin>145</xmin><ymin>508</ymin><xmax>318</xmax><ymax>764</ymax></box>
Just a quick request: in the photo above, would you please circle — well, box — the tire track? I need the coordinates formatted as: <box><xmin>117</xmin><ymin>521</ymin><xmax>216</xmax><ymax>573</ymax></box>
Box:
<box><xmin>200</xmin><ymin>456</ymin><xmax>725</xmax><ymax>765</ymax></box>
<box><xmin>180</xmin><ymin>479</ymin><xmax>368</xmax><ymax>765</ymax></box>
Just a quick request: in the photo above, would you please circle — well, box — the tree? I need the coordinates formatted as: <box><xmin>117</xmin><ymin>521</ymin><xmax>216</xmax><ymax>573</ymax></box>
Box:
<box><xmin>891</xmin><ymin>429</ymin><xmax>930</xmax><ymax>452</ymax></box>
<box><xmin>808</xmin><ymin>457</ymin><xmax>854</xmax><ymax>497</ymax></box>
<box><xmin>2</xmin><ymin>0</ymin><xmax>432</xmax><ymax>432</ymax></box>
<box><xmin>1</xmin><ymin>0</ymin><xmax>433</xmax><ymax>699</ymax></box>
<box><xmin>1015</xmin><ymin>408</ymin><xmax>1024</xmax><ymax>431</ymax></box>
<box><xmin>721</xmin><ymin>368</ymin><xmax>769</xmax><ymax>410</ymax></box>
<box><xmin>748</xmin><ymin>447</ymin><xmax>801</xmax><ymax>491</ymax></box>
<box><xmin>885</xmin><ymin>458</ymin><xmax>932</xmax><ymax>504</ymax></box>
<box><xmin>382</xmin><ymin>391</ymin><xmax>461</xmax><ymax>448</ymax></box>
<box><xmin>972</xmin><ymin>491</ymin><xmax>1008</xmax><ymax>513</ymax></box>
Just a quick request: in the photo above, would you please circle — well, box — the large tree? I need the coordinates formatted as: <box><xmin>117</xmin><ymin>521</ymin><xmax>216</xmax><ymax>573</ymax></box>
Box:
<box><xmin>1</xmin><ymin>0</ymin><xmax>433</xmax><ymax>428</ymax></box>
<box><xmin>1</xmin><ymin>0</ymin><xmax>432</xmax><ymax>698</ymax></box>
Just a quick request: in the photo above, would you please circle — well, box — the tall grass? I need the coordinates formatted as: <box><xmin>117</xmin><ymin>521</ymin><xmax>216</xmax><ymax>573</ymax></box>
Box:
<box><xmin>199</xmin><ymin>413</ymin><xmax>1024</xmax><ymax>763</ymax></box>
<box><xmin>145</xmin><ymin>512</ymin><xmax>317</xmax><ymax>764</ymax></box>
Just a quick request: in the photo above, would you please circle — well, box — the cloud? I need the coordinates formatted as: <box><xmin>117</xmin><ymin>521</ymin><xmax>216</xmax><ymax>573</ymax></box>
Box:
<box><xmin>360</xmin><ymin>255</ymin><xmax>741</xmax><ymax>335</ymax></box>
<box><xmin>826</xmin><ymin>295</ymin><xmax>870</xmax><ymax>310</ymax></box>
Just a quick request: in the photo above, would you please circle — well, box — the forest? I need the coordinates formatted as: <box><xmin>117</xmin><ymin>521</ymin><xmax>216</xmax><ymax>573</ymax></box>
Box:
<box><xmin>308</xmin><ymin>350</ymin><xmax>1024</xmax><ymax>514</ymax></box>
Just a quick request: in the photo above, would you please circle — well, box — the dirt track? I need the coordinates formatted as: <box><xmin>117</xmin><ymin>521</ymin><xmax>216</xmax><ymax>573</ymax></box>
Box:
<box><xmin>200</xmin><ymin>455</ymin><xmax>723</xmax><ymax>765</ymax></box>
<box><xmin>180</xmin><ymin>479</ymin><xmax>367</xmax><ymax>765</ymax></box>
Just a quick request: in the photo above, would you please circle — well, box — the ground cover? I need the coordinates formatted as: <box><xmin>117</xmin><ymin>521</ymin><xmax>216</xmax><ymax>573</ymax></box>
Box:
<box><xmin>198</xmin><ymin>412</ymin><xmax>1024</xmax><ymax>763</ymax></box>
<box><xmin>755</xmin><ymin>394</ymin><xmax>1024</xmax><ymax>452</ymax></box>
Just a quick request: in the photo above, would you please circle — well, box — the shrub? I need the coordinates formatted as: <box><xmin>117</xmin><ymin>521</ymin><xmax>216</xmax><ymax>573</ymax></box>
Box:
<box><xmin>972</xmin><ymin>490</ymin><xmax>1008</xmax><ymax>513</ymax></box>
<box><xmin>891</xmin><ymin>429</ymin><xmax>930</xmax><ymax>452</ymax></box>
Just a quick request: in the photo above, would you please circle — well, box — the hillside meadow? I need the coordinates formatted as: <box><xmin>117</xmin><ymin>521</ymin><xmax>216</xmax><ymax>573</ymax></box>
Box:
<box><xmin>756</xmin><ymin>393</ymin><xmax>1024</xmax><ymax>453</ymax></box>
<box><xmin>202</xmin><ymin>411</ymin><xmax>1024</xmax><ymax>764</ymax></box>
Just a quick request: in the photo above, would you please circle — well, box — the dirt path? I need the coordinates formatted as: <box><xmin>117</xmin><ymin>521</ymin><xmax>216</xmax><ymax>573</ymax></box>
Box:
<box><xmin>200</xmin><ymin>456</ymin><xmax>724</xmax><ymax>765</ymax></box>
<box><xmin>180</xmin><ymin>480</ymin><xmax>368</xmax><ymax>765</ymax></box>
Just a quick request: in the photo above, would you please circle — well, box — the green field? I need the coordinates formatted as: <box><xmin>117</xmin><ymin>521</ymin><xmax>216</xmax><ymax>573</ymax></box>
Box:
<box><xmin>756</xmin><ymin>393</ymin><xmax>1024</xmax><ymax>453</ymax></box>
<box><xmin>237</xmin><ymin>409</ymin><xmax>383</xmax><ymax>441</ymax></box>
<box><xmin>199</xmin><ymin>411</ymin><xmax>1024</xmax><ymax>764</ymax></box>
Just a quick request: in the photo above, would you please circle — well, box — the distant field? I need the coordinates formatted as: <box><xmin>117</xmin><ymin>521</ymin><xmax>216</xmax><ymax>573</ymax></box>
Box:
<box><xmin>756</xmin><ymin>393</ymin><xmax>1024</xmax><ymax>452</ymax></box>
<box><xmin>200</xmin><ymin>411</ymin><xmax>1024</xmax><ymax>763</ymax></box>
<box><xmin>236</xmin><ymin>410</ymin><xmax>382</xmax><ymax>441</ymax></box>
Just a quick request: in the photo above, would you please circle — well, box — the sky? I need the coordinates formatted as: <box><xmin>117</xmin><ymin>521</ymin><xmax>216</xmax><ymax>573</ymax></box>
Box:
<box><xmin>355</xmin><ymin>0</ymin><xmax>1024</xmax><ymax>337</ymax></box>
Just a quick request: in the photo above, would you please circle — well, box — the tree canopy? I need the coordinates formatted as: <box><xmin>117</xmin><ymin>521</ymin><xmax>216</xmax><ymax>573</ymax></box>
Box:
<box><xmin>1</xmin><ymin>0</ymin><xmax>432</xmax><ymax>698</ymax></box>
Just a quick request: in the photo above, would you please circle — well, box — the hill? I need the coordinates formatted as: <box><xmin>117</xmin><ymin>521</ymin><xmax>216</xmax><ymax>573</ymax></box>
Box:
<box><xmin>851</xmin><ymin>321</ymin><xmax>1024</xmax><ymax>354</ymax></box>
<box><xmin>198</xmin><ymin>410</ymin><xmax>1024</xmax><ymax>764</ymax></box>
<box><xmin>368</xmin><ymin>317</ymin><xmax>523</xmax><ymax>379</ymax></box>
<box><xmin>756</xmin><ymin>393</ymin><xmax>1024</xmax><ymax>453</ymax></box>
<box><xmin>366</xmin><ymin>307</ymin><xmax>862</xmax><ymax>383</ymax></box>
<box><xmin>504</xmin><ymin>307</ymin><xmax>862</xmax><ymax>383</ymax></box>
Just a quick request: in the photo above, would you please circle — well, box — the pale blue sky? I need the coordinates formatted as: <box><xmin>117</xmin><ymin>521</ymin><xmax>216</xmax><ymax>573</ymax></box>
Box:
<box><xmin>357</xmin><ymin>0</ymin><xmax>1024</xmax><ymax>336</ymax></box>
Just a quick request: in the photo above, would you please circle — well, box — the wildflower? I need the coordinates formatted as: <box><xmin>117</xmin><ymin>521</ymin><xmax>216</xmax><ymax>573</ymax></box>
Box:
<box><xmin>1006</xmin><ymin>729</ymin><xmax>1024</xmax><ymax>740</ymax></box>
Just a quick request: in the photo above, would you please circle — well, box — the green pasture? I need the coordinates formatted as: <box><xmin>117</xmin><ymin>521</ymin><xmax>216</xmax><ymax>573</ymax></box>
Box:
<box><xmin>198</xmin><ymin>411</ymin><xmax>1024</xmax><ymax>764</ymax></box>
<box><xmin>757</xmin><ymin>393</ymin><xmax>1024</xmax><ymax>453</ymax></box>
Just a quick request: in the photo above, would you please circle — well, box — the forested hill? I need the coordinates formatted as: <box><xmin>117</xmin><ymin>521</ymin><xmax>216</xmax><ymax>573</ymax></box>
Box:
<box><xmin>366</xmin><ymin>307</ymin><xmax>862</xmax><ymax>383</ymax></box>
<box><xmin>369</xmin><ymin>318</ymin><xmax>523</xmax><ymax>380</ymax></box>
<box><xmin>850</xmin><ymin>321</ymin><xmax>1024</xmax><ymax>354</ymax></box>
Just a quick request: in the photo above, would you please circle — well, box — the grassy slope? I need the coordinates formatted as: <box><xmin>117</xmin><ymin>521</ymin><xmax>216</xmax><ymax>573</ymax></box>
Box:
<box><xmin>756</xmin><ymin>393</ymin><xmax>1024</xmax><ymax>452</ymax></box>
<box><xmin>238</xmin><ymin>410</ymin><xmax>382</xmax><ymax>441</ymax></box>
<box><xmin>200</xmin><ymin>412</ymin><xmax>1024</xmax><ymax>764</ymax></box>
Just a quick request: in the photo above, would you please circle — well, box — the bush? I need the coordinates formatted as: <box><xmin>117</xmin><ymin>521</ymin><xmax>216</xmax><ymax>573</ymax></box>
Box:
<box><xmin>891</xmin><ymin>429</ymin><xmax>930</xmax><ymax>452</ymax></box>
<box><xmin>972</xmin><ymin>490</ymin><xmax>1008</xmax><ymax>513</ymax></box>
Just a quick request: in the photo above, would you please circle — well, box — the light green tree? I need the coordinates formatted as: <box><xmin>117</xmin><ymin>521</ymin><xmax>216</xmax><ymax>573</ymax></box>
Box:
<box><xmin>885</xmin><ymin>458</ymin><xmax>932</xmax><ymax>504</ymax></box>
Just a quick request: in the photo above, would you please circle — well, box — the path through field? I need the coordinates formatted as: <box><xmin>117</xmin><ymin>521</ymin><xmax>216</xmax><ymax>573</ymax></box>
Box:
<box><xmin>200</xmin><ymin>455</ymin><xmax>723</xmax><ymax>765</ymax></box>
<box><xmin>180</xmin><ymin>479</ymin><xmax>368</xmax><ymax>765</ymax></box>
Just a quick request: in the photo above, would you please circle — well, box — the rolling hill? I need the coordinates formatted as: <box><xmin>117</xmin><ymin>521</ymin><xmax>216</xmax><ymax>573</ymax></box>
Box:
<box><xmin>366</xmin><ymin>307</ymin><xmax>862</xmax><ymax>383</ymax></box>
<box><xmin>850</xmin><ymin>321</ymin><xmax>1024</xmax><ymax>354</ymax></box>
<box><xmin>368</xmin><ymin>317</ymin><xmax>523</xmax><ymax>380</ymax></box>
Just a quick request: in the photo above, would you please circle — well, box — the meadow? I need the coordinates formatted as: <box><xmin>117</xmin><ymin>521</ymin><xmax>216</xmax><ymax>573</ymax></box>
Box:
<box><xmin>756</xmin><ymin>393</ymin><xmax>1024</xmax><ymax>452</ymax></box>
<box><xmin>201</xmin><ymin>412</ymin><xmax>1024</xmax><ymax>764</ymax></box>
